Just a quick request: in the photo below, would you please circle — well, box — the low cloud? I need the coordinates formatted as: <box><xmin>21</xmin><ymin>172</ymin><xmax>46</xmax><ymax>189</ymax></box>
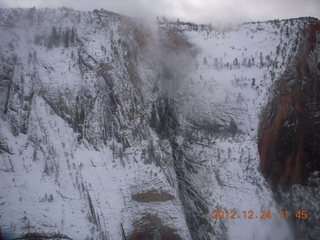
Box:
<box><xmin>0</xmin><ymin>0</ymin><xmax>319</xmax><ymax>25</ymax></box>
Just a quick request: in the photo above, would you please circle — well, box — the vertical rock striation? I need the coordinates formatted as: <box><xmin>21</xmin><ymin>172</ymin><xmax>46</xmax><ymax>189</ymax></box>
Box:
<box><xmin>258</xmin><ymin>18</ymin><xmax>320</xmax><ymax>187</ymax></box>
<box><xmin>258</xmin><ymin>18</ymin><xmax>320</xmax><ymax>240</ymax></box>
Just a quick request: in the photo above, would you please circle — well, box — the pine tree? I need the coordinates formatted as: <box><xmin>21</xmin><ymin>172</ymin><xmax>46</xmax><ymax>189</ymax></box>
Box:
<box><xmin>285</xmin><ymin>26</ymin><xmax>289</xmax><ymax>37</ymax></box>
<box><xmin>48</xmin><ymin>26</ymin><xmax>60</xmax><ymax>48</ymax></box>
<box><xmin>70</xmin><ymin>27</ymin><xmax>75</xmax><ymax>45</ymax></box>
<box><xmin>64</xmin><ymin>28</ymin><xmax>70</xmax><ymax>48</ymax></box>
<box><xmin>203</xmin><ymin>57</ymin><xmax>208</xmax><ymax>65</ymax></box>
<box><xmin>252</xmin><ymin>78</ymin><xmax>255</xmax><ymax>86</ymax></box>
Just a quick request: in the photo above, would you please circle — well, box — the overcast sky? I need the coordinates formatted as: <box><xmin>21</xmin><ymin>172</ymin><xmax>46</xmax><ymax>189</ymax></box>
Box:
<box><xmin>0</xmin><ymin>0</ymin><xmax>319</xmax><ymax>25</ymax></box>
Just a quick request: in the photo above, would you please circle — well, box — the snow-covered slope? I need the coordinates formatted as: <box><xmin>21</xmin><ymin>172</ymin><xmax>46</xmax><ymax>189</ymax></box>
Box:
<box><xmin>159</xmin><ymin>19</ymin><xmax>302</xmax><ymax>240</ymax></box>
<box><xmin>0</xmin><ymin>8</ymin><xmax>319</xmax><ymax>240</ymax></box>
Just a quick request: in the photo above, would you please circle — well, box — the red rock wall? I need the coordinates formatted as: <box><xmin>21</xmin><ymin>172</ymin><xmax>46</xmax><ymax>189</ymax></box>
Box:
<box><xmin>258</xmin><ymin>20</ymin><xmax>320</xmax><ymax>188</ymax></box>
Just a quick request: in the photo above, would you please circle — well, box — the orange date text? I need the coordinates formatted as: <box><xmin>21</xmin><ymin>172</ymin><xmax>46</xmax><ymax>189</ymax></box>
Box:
<box><xmin>211</xmin><ymin>210</ymin><xmax>308</xmax><ymax>220</ymax></box>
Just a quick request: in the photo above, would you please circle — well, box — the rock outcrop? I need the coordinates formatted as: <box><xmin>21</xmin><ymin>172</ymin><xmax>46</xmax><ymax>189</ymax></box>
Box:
<box><xmin>258</xmin><ymin>18</ymin><xmax>320</xmax><ymax>187</ymax></box>
<box><xmin>258</xmin><ymin>18</ymin><xmax>320</xmax><ymax>240</ymax></box>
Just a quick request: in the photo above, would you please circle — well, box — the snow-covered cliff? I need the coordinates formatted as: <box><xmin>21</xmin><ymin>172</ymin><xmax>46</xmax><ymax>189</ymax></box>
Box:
<box><xmin>0</xmin><ymin>8</ymin><xmax>319</xmax><ymax>240</ymax></box>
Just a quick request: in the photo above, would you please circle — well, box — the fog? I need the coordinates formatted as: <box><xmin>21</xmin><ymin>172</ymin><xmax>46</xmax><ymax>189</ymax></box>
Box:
<box><xmin>0</xmin><ymin>0</ymin><xmax>319</xmax><ymax>25</ymax></box>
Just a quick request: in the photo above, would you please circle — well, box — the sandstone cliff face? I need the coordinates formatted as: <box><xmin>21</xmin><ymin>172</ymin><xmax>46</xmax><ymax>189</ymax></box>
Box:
<box><xmin>258</xmin><ymin>19</ymin><xmax>320</xmax><ymax>187</ymax></box>
<box><xmin>258</xmin><ymin>18</ymin><xmax>320</xmax><ymax>240</ymax></box>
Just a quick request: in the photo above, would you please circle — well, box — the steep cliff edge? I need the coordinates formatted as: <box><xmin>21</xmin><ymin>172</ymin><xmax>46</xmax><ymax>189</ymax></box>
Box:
<box><xmin>258</xmin><ymin>18</ymin><xmax>320</xmax><ymax>239</ymax></box>
<box><xmin>259</xmin><ymin>18</ymin><xmax>320</xmax><ymax>187</ymax></box>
